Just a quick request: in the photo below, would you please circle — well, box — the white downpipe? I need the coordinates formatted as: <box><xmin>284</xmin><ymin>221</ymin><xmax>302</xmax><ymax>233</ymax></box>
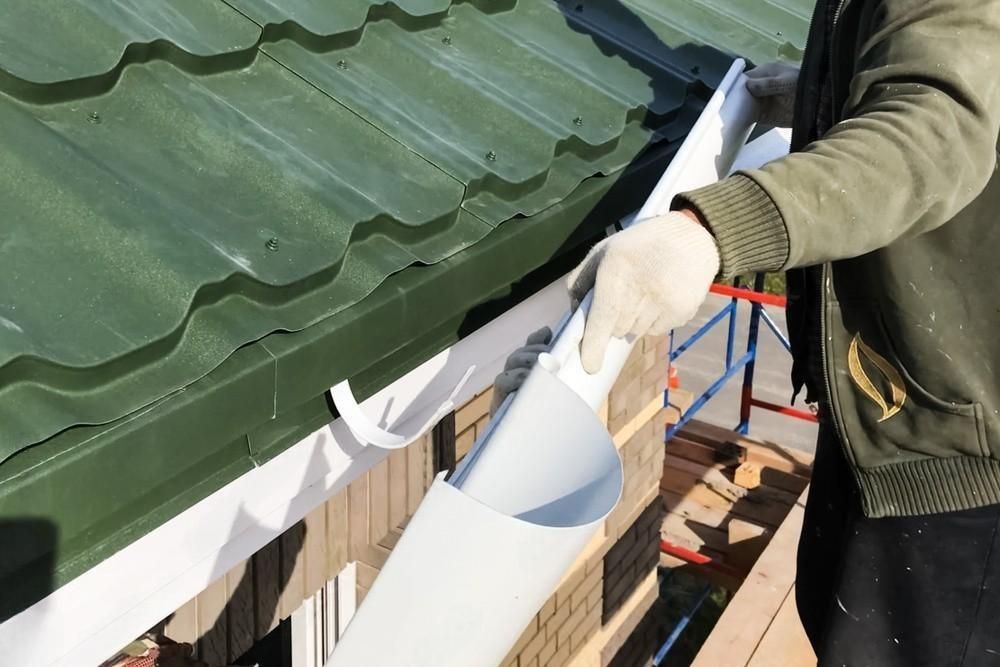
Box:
<box><xmin>325</xmin><ymin>59</ymin><xmax>764</xmax><ymax>667</ymax></box>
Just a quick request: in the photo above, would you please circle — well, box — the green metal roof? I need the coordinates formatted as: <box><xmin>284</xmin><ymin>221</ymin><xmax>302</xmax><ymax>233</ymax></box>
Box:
<box><xmin>0</xmin><ymin>0</ymin><xmax>810</xmax><ymax>621</ymax></box>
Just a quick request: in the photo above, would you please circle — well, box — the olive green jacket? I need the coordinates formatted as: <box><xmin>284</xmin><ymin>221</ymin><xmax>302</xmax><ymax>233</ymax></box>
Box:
<box><xmin>679</xmin><ymin>0</ymin><xmax>1000</xmax><ymax>517</ymax></box>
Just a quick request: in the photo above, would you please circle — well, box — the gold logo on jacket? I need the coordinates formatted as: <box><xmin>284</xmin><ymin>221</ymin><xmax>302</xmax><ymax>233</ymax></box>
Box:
<box><xmin>847</xmin><ymin>334</ymin><xmax>907</xmax><ymax>422</ymax></box>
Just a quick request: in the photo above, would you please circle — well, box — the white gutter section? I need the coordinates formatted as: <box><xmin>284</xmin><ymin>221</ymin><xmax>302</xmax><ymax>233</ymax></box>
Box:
<box><xmin>0</xmin><ymin>59</ymin><xmax>793</xmax><ymax>667</ymax></box>
<box><xmin>324</xmin><ymin>59</ymin><xmax>782</xmax><ymax>667</ymax></box>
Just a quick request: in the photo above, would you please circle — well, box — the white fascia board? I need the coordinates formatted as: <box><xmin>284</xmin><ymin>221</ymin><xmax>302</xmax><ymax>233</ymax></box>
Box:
<box><xmin>0</xmin><ymin>279</ymin><xmax>570</xmax><ymax>667</ymax></box>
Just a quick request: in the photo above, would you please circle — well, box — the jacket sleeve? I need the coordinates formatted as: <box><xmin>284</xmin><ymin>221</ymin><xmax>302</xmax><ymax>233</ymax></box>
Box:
<box><xmin>676</xmin><ymin>0</ymin><xmax>1000</xmax><ymax>278</ymax></box>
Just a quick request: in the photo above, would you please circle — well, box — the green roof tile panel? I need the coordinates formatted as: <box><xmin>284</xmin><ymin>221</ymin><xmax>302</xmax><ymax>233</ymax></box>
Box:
<box><xmin>223</xmin><ymin>0</ymin><xmax>454</xmax><ymax>36</ymax></box>
<box><xmin>0</xmin><ymin>54</ymin><xmax>486</xmax><ymax>459</ymax></box>
<box><xmin>0</xmin><ymin>1</ymin><xmax>260</xmax><ymax>88</ymax></box>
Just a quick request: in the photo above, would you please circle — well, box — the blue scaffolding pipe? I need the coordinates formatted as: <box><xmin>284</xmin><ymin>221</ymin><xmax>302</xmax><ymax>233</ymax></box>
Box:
<box><xmin>669</xmin><ymin>301</ymin><xmax>737</xmax><ymax>363</ymax></box>
<box><xmin>665</xmin><ymin>350</ymin><xmax>753</xmax><ymax>441</ymax></box>
<box><xmin>652</xmin><ymin>584</ymin><xmax>714</xmax><ymax>666</ymax></box>
<box><xmin>761</xmin><ymin>307</ymin><xmax>792</xmax><ymax>353</ymax></box>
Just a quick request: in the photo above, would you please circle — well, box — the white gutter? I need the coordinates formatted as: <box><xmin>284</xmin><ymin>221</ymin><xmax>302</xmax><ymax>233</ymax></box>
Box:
<box><xmin>324</xmin><ymin>59</ymin><xmax>788</xmax><ymax>667</ymax></box>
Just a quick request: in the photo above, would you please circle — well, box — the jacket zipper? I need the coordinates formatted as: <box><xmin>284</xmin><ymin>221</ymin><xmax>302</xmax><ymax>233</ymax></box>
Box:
<box><xmin>820</xmin><ymin>0</ymin><xmax>865</xmax><ymax>497</ymax></box>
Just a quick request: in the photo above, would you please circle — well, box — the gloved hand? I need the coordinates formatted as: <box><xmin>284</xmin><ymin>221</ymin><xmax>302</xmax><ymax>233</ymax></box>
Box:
<box><xmin>567</xmin><ymin>212</ymin><xmax>719</xmax><ymax>374</ymax></box>
<box><xmin>745</xmin><ymin>62</ymin><xmax>799</xmax><ymax>128</ymax></box>
<box><xmin>489</xmin><ymin>327</ymin><xmax>552</xmax><ymax>416</ymax></box>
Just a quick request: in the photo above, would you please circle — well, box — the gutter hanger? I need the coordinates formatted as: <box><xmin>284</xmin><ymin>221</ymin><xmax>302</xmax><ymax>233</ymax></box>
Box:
<box><xmin>326</xmin><ymin>59</ymin><xmax>782</xmax><ymax>667</ymax></box>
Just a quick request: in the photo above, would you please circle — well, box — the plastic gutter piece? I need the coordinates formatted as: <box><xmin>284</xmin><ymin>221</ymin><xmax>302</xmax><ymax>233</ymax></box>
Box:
<box><xmin>326</xmin><ymin>368</ymin><xmax>623</xmax><ymax>666</ymax></box>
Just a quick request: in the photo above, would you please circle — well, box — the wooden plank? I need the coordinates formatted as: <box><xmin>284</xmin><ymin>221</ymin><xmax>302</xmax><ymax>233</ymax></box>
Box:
<box><xmin>665</xmin><ymin>454</ymin><xmax>800</xmax><ymax>506</ymax></box>
<box><xmin>347</xmin><ymin>473</ymin><xmax>369</xmax><ymax>562</ymax></box>
<box><xmin>727</xmin><ymin>519</ymin><xmax>772</xmax><ymax>573</ymax></box>
<box><xmin>661</xmin><ymin>470</ymin><xmax>789</xmax><ymax>529</ymax></box>
<box><xmin>226</xmin><ymin>560</ymin><xmax>256</xmax><ymax>661</ymax></box>
<box><xmin>196</xmin><ymin>575</ymin><xmax>228</xmax><ymax>666</ymax></box>
<box><xmin>692</xmin><ymin>488</ymin><xmax>808</xmax><ymax>667</ymax></box>
<box><xmin>735</xmin><ymin>462</ymin><xmax>762</xmax><ymax>489</ymax></box>
<box><xmin>279</xmin><ymin>520</ymin><xmax>307</xmax><ymax>619</ymax></box>
<box><xmin>407</xmin><ymin>435</ymin><xmax>427</xmax><ymax>516</ymax></box>
<box><xmin>661</xmin><ymin>514</ymin><xmax>730</xmax><ymax>554</ymax></box>
<box><xmin>254</xmin><ymin>537</ymin><xmax>282</xmax><ymax>637</ymax></box>
<box><xmin>679</xmin><ymin>421</ymin><xmax>813</xmax><ymax>476</ymax></box>
<box><xmin>747</xmin><ymin>587</ymin><xmax>817</xmax><ymax>667</ymax></box>
<box><xmin>303</xmin><ymin>503</ymin><xmax>327</xmax><ymax>600</ymax></box>
<box><xmin>369</xmin><ymin>458</ymin><xmax>390</xmax><ymax>543</ymax></box>
<box><xmin>668</xmin><ymin>437</ymin><xmax>809</xmax><ymax>495</ymax></box>
<box><xmin>662</xmin><ymin>490</ymin><xmax>731</xmax><ymax>528</ymax></box>
<box><xmin>326</xmin><ymin>489</ymin><xmax>349</xmax><ymax>581</ymax></box>
<box><xmin>388</xmin><ymin>447</ymin><xmax>408</xmax><ymax>530</ymax></box>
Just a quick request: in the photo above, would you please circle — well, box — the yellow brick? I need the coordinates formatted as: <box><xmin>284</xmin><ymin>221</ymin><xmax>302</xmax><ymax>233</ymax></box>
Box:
<box><xmin>510</xmin><ymin>617</ymin><xmax>539</xmax><ymax>656</ymax></box>
<box><xmin>455</xmin><ymin>390</ymin><xmax>492</xmax><ymax>433</ymax></box>
<box><xmin>586</xmin><ymin>583</ymin><xmax>603</xmax><ymax>612</ymax></box>
<box><xmin>456</xmin><ymin>427</ymin><xmax>476</xmax><ymax>461</ymax></box>
<box><xmin>555</xmin><ymin>563</ymin><xmax>587</xmax><ymax>607</ymax></box>
<box><xmin>539</xmin><ymin>594</ymin><xmax>557</xmax><ymax>623</ymax></box>
<box><xmin>549</xmin><ymin>642</ymin><xmax>571</xmax><ymax>667</ymax></box>
<box><xmin>557</xmin><ymin>602</ymin><xmax>589</xmax><ymax>648</ymax></box>
<box><xmin>570</xmin><ymin>608</ymin><xmax>601</xmax><ymax>653</ymax></box>
<box><xmin>571</xmin><ymin>568</ymin><xmax>602</xmax><ymax>611</ymax></box>
<box><xmin>546</xmin><ymin>601</ymin><xmax>572</xmax><ymax>640</ymax></box>
<box><xmin>518</xmin><ymin>625</ymin><xmax>548</xmax><ymax>664</ymax></box>
<box><xmin>538</xmin><ymin>637</ymin><xmax>558</xmax><ymax>667</ymax></box>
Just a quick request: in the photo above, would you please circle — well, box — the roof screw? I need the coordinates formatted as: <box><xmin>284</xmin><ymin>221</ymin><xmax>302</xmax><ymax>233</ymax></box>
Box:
<box><xmin>573</xmin><ymin>116</ymin><xmax>584</xmax><ymax>126</ymax></box>
<box><xmin>337</xmin><ymin>59</ymin><xmax>349</xmax><ymax>70</ymax></box>
<box><xmin>266</xmin><ymin>237</ymin><xmax>280</xmax><ymax>252</ymax></box>
<box><xmin>88</xmin><ymin>111</ymin><xmax>101</xmax><ymax>124</ymax></box>
<box><xmin>441</xmin><ymin>35</ymin><xmax>452</xmax><ymax>45</ymax></box>
<box><xmin>776</xmin><ymin>31</ymin><xmax>783</xmax><ymax>37</ymax></box>
<box><xmin>485</xmin><ymin>150</ymin><xmax>497</xmax><ymax>161</ymax></box>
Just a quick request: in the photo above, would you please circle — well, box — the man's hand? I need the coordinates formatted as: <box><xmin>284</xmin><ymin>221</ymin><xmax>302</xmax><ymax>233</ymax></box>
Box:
<box><xmin>745</xmin><ymin>62</ymin><xmax>799</xmax><ymax>128</ymax></box>
<box><xmin>567</xmin><ymin>212</ymin><xmax>719</xmax><ymax>374</ymax></box>
<box><xmin>490</xmin><ymin>327</ymin><xmax>552</xmax><ymax>416</ymax></box>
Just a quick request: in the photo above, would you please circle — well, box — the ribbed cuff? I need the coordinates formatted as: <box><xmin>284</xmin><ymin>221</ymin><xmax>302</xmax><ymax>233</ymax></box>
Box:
<box><xmin>673</xmin><ymin>174</ymin><xmax>789</xmax><ymax>279</ymax></box>
<box><xmin>857</xmin><ymin>456</ymin><xmax>1000</xmax><ymax>518</ymax></box>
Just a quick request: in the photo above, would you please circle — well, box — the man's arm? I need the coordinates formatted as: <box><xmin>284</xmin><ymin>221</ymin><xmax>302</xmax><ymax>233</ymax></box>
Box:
<box><xmin>678</xmin><ymin>0</ymin><xmax>1000</xmax><ymax>277</ymax></box>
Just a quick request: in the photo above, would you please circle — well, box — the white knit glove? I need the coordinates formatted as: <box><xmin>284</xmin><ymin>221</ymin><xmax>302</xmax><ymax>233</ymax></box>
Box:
<box><xmin>567</xmin><ymin>212</ymin><xmax>719</xmax><ymax>374</ymax></box>
<box><xmin>745</xmin><ymin>62</ymin><xmax>799</xmax><ymax>128</ymax></box>
<box><xmin>490</xmin><ymin>327</ymin><xmax>552</xmax><ymax>416</ymax></box>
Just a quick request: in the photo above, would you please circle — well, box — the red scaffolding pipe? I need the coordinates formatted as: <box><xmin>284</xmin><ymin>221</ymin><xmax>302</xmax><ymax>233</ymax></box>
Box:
<box><xmin>749</xmin><ymin>397</ymin><xmax>819</xmax><ymax>423</ymax></box>
<box><xmin>709</xmin><ymin>283</ymin><xmax>787</xmax><ymax>307</ymax></box>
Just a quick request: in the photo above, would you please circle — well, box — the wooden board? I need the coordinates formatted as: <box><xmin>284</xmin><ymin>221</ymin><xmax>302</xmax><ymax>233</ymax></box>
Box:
<box><xmin>746</xmin><ymin>587</ymin><xmax>816</xmax><ymax>667</ymax></box>
<box><xmin>692</xmin><ymin>488</ymin><xmax>808</xmax><ymax>667</ymax></box>
<box><xmin>679</xmin><ymin>421</ymin><xmax>813</xmax><ymax>477</ymax></box>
